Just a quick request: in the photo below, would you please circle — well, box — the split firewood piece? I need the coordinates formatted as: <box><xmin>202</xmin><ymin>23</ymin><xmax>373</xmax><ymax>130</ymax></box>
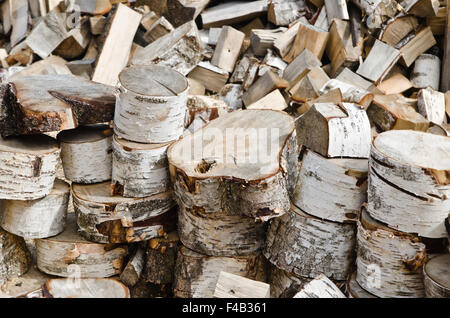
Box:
<box><xmin>377</xmin><ymin>72</ymin><xmax>413</xmax><ymax>95</ymax></box>
<box><xmin>347</xmin><ymin>272</ymin><xmax>378</xmax><ymax>298</ymax></box>
<box><xmin>399</xmin><ymin>27</ymin><xmax>436</xmax><ymax>67</ymax></box>
<box><xmin>318</xmin><ymin>79</ymin><xmax>374</xmax><ymax>109</ymax></box>
<box><xmin>0</xmin><ymin>74</ymin><xmax>116</xmax><ymax>137</ymax></box>
<box><xmin>211</xmin><ymin>26</ymin><xmax>245</xmax><ymax>73</ymax></box>
<box><xmin>0</xmin><ymin>179</ymin><xmax>70</xmax><ymax>239</ymax></box>
<box><xmin>268</xmin><ymin>0</ymin><xmax>305</xmax><ymax>26</ymax></box>
<box><xmin>173</xmin><ymin>246</ymin><xmax>267</xmax><ymax>298</ymax></box>
<box><xmin>296</xmin><ymin>102</ymin><xmax>371</xmax><ymax>158</ymax></box>
<box><xmin>242</xmin><ymin>70</ymin><xmax>288</xmax><ymax>106</ymax></box>
<box><xmin>187</xmin><ymin>78</ymin><xmax>205</xmax><ymax>95</ymax></box>
<box><xmin>427</xmin><ymin>5</ymin><xmax>447</xmax><ymax>35</ymax></box>
<box><xmin>92</xmin><ymin>4</ymin><xmax>142</xmax><ymax>86</ymax></box>
<box><xmin>335</xmin><ymin>67</ymin><xmax>380</xmax><ymax>93</ymax></box>
<box><xmin>411</xmin><ymin>54</ymin><xmax>441</xmax><ymax>90</ymax></box>
<box><xmin>57</xmin><ymin>125</ymin><xmax>113</xmax><ymax>184</ymax></box>
<box><xmin>188</xmin><ymin>61</ymin><xmax>229</xmax><ymax>93</ymax></box>
<box><xmin>200</xmin><ymin>0</ymin><xmax>268</xmax><ymax>28</ymax></box>
<box><xmin>35</xmin><ymin>213</ymin><xmax>128</xmax><ymax>278</ymax></box>
<box><xmin>131</xmin><ymin>21</ymin><xmax>203</xmax><ymax>76</ymax></box>
<box><xmin>357</xmin><ymin>39</ymin><xmax>400</xmax><ymax>84</ymax></box>
<box><xmin>273</xmin><ymin>20</ymin><xmax>301</xmax><ymax>60</ymax></box>
<box><xmin>356</xmin><ymin>209</ymin><xmax>426</xmax><ymax>298</ymax></box>
<box><xmin>143</xmin><ymin>231</ymin><xmax>179</xmax><ymax>285</ymax></box>
<box><xmin>53</xmin><ymin>17</ymin><xmax>91</xmax><ymax>60</ymax></box>
<box><xmin>168</xmin><ymin>109</ymin><xmax>298</xmax><ymax>221</ymax></box>
<box><xmin>247</xmin><ymin>89</ymin><xmax>288</xmax><ymax>111</ymax></box>
<box><xmin>297</xmin><ymin>88</ymin><xmax>342</xmax><ymax>115</ymax></box>
<box><xmin>7</xmin><ymin>55</ymin><xmax>72</xmax><ymax>81</ymax></box>
<box><xmin>10</xmin><ymin>0</ymin><xmax>28</xmax><ymax>47</ymax></box>
<box><xmin>250</xmin><ymin>28</ymin><xmax>286</xmax><ymax>56</ymax></box>
<box><xmin>140</xmin><ymin>11</ymin><xmax>158</xmax><ymax>31</ymax></box>
<box><xmin>72</xmin><ymin>182</ymin><xmax>176</xmax><ymax>244</ymax></box>
<box><xmin>143</xmin><ymin>17</ymin><xmax>174</xmax><ymax>44</ymax></box>
<box><xmin>185</xmin><ymin>95</ymin><xmax>229</xmax><ymax>132</ymax></box>
<box><xmin>293</xmin><ymin>274</ymin><xmax>346</xmax><ymax>298</ymax></box>
<box><xmin>441</xmin><ymin>4</ymin><xmax>449</xmax><ymax>92</ymax></box>
<box><xmin>351</xmin><ymin>0</ymin><xmax>400</xmax><ymax>30</ymax></box>
<box><xmin>417</xmin><ymin>87</ymin><xmax>446</xmax><ymax>125</ymax></box>
<box><xmin>405</xmin><ymin>0</ymin><xmax>440</xmax><ymax>17</ymax></box>
<box><xmin>284</xmin><ymin>21</ymin><xmax>329</xmax><ymax>63</ymax></box>
<box><xmin>230</xmin><ymin>54</ymin><xmax>254</xmax><ymax>84</ymax></box>
<box><xmin>446</xmin><ymin>91</ymin><xmax>450</xmax><ymax>118</ymax></box>
<box><xmin>315</xmin><ymin>5</ymin><xmax>330</xmax><ymax>31</ymax></box>
<box><xmin>283</xmin><ymin>49</ymin><xmax>322</xmax><ymax>88</ymax></box>
<box><xmin>0</xmin><ymin>229</ymin><xmax>31</xmax><ymax>286</ymax></box>
<box><xmin>114</xmin><ymin>65</ymin><xmax>188</xmax><ymax>143</ymax></box>
<box><xmin>34</xmin><ymin>278</ymin><xmax>130</xmax><ymax>298</ymax></box>
<box><xmin>268</xmin><ymin>266</ymin><xmax>311</xmax><ymax>298</ymax></box>
<box><xmin>111</xmin><ymin>136</ymin><xmax>172</xmax><ymax>198</ymax></box>
<box><xmin>367</xmin><ymin>94</ymin><xmax>429</xmax><ymax>132</ymax></box>
<box><xmin>120</xmin><ymin>247</ymin><xmax>145</xmax><ymax>287</ymax></box>
<box><xmin>0</xmin><ymin>267</ymin><xmax>51</xmax><ymax>298</ymax></box>
<box><xmin>90</xmin><ymin>16</ymin><xmax>106</xmax><ymax>35</ymax></box>
<box><xmin>380</xmin><ymin>15</ymin><xmax>419</xmax><ymax>46</ymax></box>
<box><xmin>424</xmin><ymin>254</ymin><xmax>450</xmax><ymax>298</ymax></box>
<box><xmin>261</xmin><ymin>49</ymin><xmax>287</xmax><ymax>76</ymax></box>
<box><xmin>264</xmin><ymin>205</ymin><xmax>356</xmax><ymax>281</ymax></box>
<box><xmin>292</xmin><ymin>148</ymin><xmax>367</xmax><ymax>223</ymax></box>
<box><xmin>324</xmin><ymin>0</ymin><xmax>349</xmax><ymax>24</ymax></box>
<box><xmin>219</xmin><ymin>84</ymin><xmax>244</xmax><ymax>110</ymax></box>
<box><xmin>368</xmin><ymin>130</ymin><xmax>450</xmax><ymax>239</ymax></box>
<box><xmin>326</xmin><ymin>19</ymin><xmax>363</xmax><ymax>77</ymax></box>
<box><xmin>214</xmin><ymin>271</ymin><xmax>270</xmax><ymax>298</ymax></box>
<box><xmin>0</xmin><ymin>134</ymin><xmax>59</xmax><ymax>200</ymax></box>
<box><xmin>289</xmin><ymin>66</ymin><xmax>330</xmax><ymax>102</ymax></box>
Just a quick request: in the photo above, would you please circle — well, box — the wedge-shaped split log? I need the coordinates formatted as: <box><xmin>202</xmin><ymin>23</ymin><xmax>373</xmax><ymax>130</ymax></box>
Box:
<box><xmin>214</xmin><ymin>271</ymin><xmax>270</xmax><ymax>298</ymax></box>
<box><xmin>293</xmin><ymin>274</ymin><xmax>346</xmax><ymax>298</ymax></box>
<box><xmin>0</xmin><ymin>229</ymin><xmax>31</xmax><ymax>286</ymax></box>
<box><xmin>423</xmin><ymin>254</ymin><xmax>450</xmax><ymax>298</ymax></box>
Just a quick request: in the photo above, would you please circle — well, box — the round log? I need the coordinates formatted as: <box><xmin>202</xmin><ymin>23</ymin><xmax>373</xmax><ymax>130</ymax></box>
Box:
<box><xmin>0</xmin><ymin>179</ymin><xmax>70</xmax><ymax>239</ymax></box>
<box><xmin>264</xmin><ymin>205</ymin><xmax>356</xmax><ymax>280</ymax></box>
<box><xmin>368</xmin><ymin>130</ymin><xmax>450</xmax><ymax>238</ymax></box>
<box><xmin>111</xmin><ymin>135</ymin><xmax>172</xmax><ymax>198</ymax></box>
<box><xmin>57</xmin><ymin>125</ymin><xmax>113</xmax><ymax>184</ymax></box>
<box><xmin>168</xmin><ymin>109</ymin><xmax>298</xmax><ymax>221</ymax></box>
<box><xmin>114</xmin><ymin>65</ymin><xmax>188</xmax><ymax>143</ymax></box>
<box><xmin>173</xmin><ymin>246</ymin><xmax>267</xmax><ymax>298</ymax></box>
<box><xmin>423</xmin><ymin>254</ymin><xmax>450</xmax><ymax>298</ymax></box>
<box><xmin>72</xmin><ymin>182</ymin><xmax>176</xmax><ymax>243</ymax></box>
<box><xmin>0</xmin><ymin>134</ymin><xmax>60</xmax><ymax>200</ymax></box>
<box><xmin>346</xmin><ymin>272</ymin><xmax>377</xmax><ymax>298</ymax></box>
<box><xmin>356</xmin><ymin>209</ymin><xmax>426</xmax><ymax>298</ymax></box>
<box><xmin>411</xmin><ymin>54</ymin><xmax>440</xmax><ymax>90</ymax></box>
<box><xmin>292</xmin><ymin>148</ymin><xmax>368</xmax><ymax>223</ymax></box>
<box><xmin>268</xmin><ymin>266</ymin><xmax>311</xmax><ymax>298</ymax></box>
<box><xmin>0</xmin><ymin>228</ymin><xmax>31</xmax><ymax>285</ymax></box>
<box><xmin>35</xmin><ymin>213</ymin><xmax>128</xmax><ymax>278</ymax></box>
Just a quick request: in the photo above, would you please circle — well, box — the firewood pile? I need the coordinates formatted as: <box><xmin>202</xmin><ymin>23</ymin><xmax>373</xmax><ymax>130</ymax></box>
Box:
<box><xmin>0</xmin><ymin>0</ymin><xmax>449</xmax><ymax>298</ymax></box>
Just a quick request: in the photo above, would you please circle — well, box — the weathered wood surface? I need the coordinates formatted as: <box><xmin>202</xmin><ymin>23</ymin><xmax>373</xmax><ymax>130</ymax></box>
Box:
<box><xmin>214</xmin><ymin>271</ymin><xmax>270</xmax><ymax>298</ymax></box>
<box><xmin>423</xmin><ymin>254</ymin><xmax>450</xmax><ymax>298</ymax></box>
<box><xmin>293</xmin><ymin>274</ymin><xmax>346</xmax><ymax>298</ymax></box>
<box><xmin>411</xmin><ymin>53</ymin><xmax>441</xmax><ymax>90</ymax></box>
<box><xmin>346</xmin><ymin>272</ymin><xmax>378</xmax><ymax>298</ymax></box>
<box><xmin>0</xmin><ymin>179</ymin><xmax>70</xmax><ymax>239</ymax></box>
<box><xmin>168</xmin><ymin>109</ymin><xmax>298</xmax><ymax>222</ymax></box>
<box><xmin>0</xmin><ymin>228</ymin><xmax>31</xmax><ymax>286</ymax></box>
<box><xmin>268</xmin><ymin>1</ymin><xmax>305</xmax><ymax>26</ymax></box>
<box><xmin>0</xmin><ymin>134</ymin><xmax>60</xmax><ymax>200</ymax></box>
<box><xmin>120</xmin><ymin>247</ymin><xmax>145</xmax><ymax>287</ymax></box>
<box><xmin>58</xmin><ymin>125</ymin><xmax>113</xmax><ymax>184</ymax></box>
<box><xmin>35</xmin><ymin>214</ymin><xmax>128</xmax><ymax>278</ymax></box>
<box><xmin>211</xmin><ymin>26</ymin><xmax>245</xmax><ymax>73</ymax></box>
<box><xmin>114</xmin><ymin>65</ymin><xmax>188</xmax><ymax>144</ymax></box>
<box><xmin>0</xmin><ymin>75</ymin><xmax>116</xmax><ymax>137</ymax></box>
<box><xmin>268</xmin><ymin>266</ymin><xmax>311</xmax><ymax>298</ymax></box>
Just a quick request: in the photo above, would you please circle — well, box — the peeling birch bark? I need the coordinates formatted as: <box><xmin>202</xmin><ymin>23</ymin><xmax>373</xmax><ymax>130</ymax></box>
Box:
<box><xmin>72</xmin><ymin>182</ymin><xmax>176</xmax><ymax>244</ymax></box>
<box><xmin>35</xmin><ymin>214</ymin><xmax>128</xmax><ymax>278</ymax></box>
<box><xmin>293</xmin><ymin>274</ymin><xmax>346</xmax><ymax>298</ymax></box>
<box><xmin>0</xmin><ymin>229</ymin><xmax>31</xmax><ymax>286</ymax></box>
<box><xmin>268</xmin><ymin>266</ymin><xmax>311</xmax><ymax>298</ymax></box>
<box><xmin>0</xmin><ymin>179</ymin><xmax>70</xmax><ymax>239</ymax></box>
<box><xmin>411</xmin><ymin>54</ymin><xmax>441</xmax><ymax>90</ymax></box>
<box><xmin>58</xmin><ymin>125</ymin><xmax>113</xmax><ymax>184</ymax></box>
<box><xmin>173</xmin><ymin>246</ymin><xmax>267</xmax><ymax>298</ymax></box>
<box><xmin>0</xmin><ymin>134</ymin><xmax>60</xmax><ymax>200</ymax></box>
<box><xmin>423</xmin><ymin>254</ymin><xmax>450</xmax><ymax>298</ymax></box>
<box><xmin>114</xmin><ymin>65</ymin><xmax>188</xmax><ymax>144</ymax></box>
<box><xmin>347</xmin><ymin>272</ymin><xmax>377</xmax><ymax>298</ymax></box>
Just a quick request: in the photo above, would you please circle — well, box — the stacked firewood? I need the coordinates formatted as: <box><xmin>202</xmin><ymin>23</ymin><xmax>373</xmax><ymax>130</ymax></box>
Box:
<box><xmin>0</xmin><ymin>0</ymin><xmax>449</xmax><ymax>298</ymax></box>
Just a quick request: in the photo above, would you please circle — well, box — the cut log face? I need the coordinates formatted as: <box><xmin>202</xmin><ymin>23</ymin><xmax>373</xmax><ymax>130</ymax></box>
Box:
<box><xmin>0</xmin><ymin>228</ymin><xmax>31</xmax><ymax>286</ymax></box>
<box><xmin>173</xmin><ymin>246</ymin><xmax>267</xmax><ymax>298</ymax></box>
<box><xmin>368</xmin><ymin>130</ymin><xmax>450</xmax><ymax>238</ymax></box>
<box><xmin>168</xmin><ymin>109</ymin><xmax>298</xmax><ymax>221</ymax></box>
<box><xmin>35</xmin><ymin>214</ymin><xmax>128</xmax><ymax>278</ymax></box>
<box><xmin>40</xmin><ymin>278</ymin><xmax>130</xmax><ymax>298</ymax></box>
<box><xmin>111</xmin><ymin>136</ymin><xmax>172</xmax><ymax>198</ymax></box>
<box><xmin>214</xmin><ymin>271</ymin><xmax>270</xmax><ymax>298</ymax></box>
<box><xmin>58</xmin><ymin>125</ymin><xmax>113</xmax><ymax>184</ymax></box>
<box><xmin>268</xmin><ymin>265</ymin><xmax>311</xmax><ymax>298</ymax></box>
<box><xmin>292</xmin><ymin>148</ymin><xmax>368</xmax><ymax>223</ymax></box>
<box><xmin>411</xmin><ymin>54</ymin><xmax>441</xmax><ymax>90</ymax></box>
<box><xmin>114</xmin><ymin>65</ymin><xmax>188</xmax><ymax>144</ymax></box>
<box><xmin>72</xmin><ymin>182</ymin><xmax>176</xmax><ymax>244</ymax></box>
<box><xmin>0</xmin><ymin>134</ymin><xmax>60</xmax><ymax>200</ymax></box>
<box><xmin>0</xmin><ymin>179</ymin><xmax>70</xmax><ymax>239</ymax></box>
<box><xmin>296</xmin><ymin>102</ymin><xmax>372</xmax><ymax>158</ymax></box>
<box><xmin>293</xmin><ymin>274</ymin><xmax>346</xmax><ymax>298</ymax></box>
<box><xmin>0</xmin><ymin>75</ymin><xmax>116</xmax><ymax>137</ymax></box>
<box><xmin>264</xmin><ymin>205</ymin><xmax>357</xmax><ymax>281</ymax></box>
<box><xmin>356</xmin><ymin>209</ymin><xmax>426</xmax><ymax>298</ymax></box>
<box><xmin>347</xmin><ymin>272</ymin><xmax>377</xmax><ymax>298</ymax></box>
<box><xmin>423</xmin><ymin>254</ymin><xmax>450</xmax><ymax>298</ymax></box>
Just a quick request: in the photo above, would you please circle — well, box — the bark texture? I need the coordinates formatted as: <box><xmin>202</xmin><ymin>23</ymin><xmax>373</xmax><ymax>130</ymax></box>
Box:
<box><xmin>0</xmin><ymin>229</ymin><xmax>31</xmax><ymax>286</ymax></box>
<box><xmin>37</xmin><ymin>278</ymin><xmax>130</xmax><ymax>298</ymax></box>
<box><xmin>423</xmin><ymin>254</ymin><xmax>450</xmax><ymax>298</ymax></box>
<box><xmin>268</xmin><ymin>265</ymin><xmax>311</xmax><ymax>298</ymax></box>
<box><xmin>346</xmin><ymin>272</ymin><xmax>377</xmax><ymax>298</ymax></box>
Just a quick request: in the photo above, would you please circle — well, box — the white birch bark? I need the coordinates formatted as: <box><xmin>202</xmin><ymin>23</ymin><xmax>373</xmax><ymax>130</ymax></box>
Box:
<box><xmin>417</xmin><ymin>87</ymin><xmax>446</xmax><ymax>125</ymax></box>
<box><xmin>423</xmin><ymin>254</ymin><xmax>450</xmax><ymax>298</ymax></box>
<box><xmin>318</xmin><ymin>79</ymin><xmax>374</xmax><ymax>107</ymax></box>
<box><xmin>411</xmin><ymin>54</ymin><xmax>441</xmax><ymax>90</ymax></box>
<box><xmin>0</xmin><ymin>228</ymin><xmax>31</xmax><ymax>286</ymax></box>
<box><xmin>293</xmin><ymin>274</ymin><xmax>346</xmax><ymax>298</ymax></box>
<box><xmin>268</xmin><ymin>266</ymin><xmax>311</xmax><ymax>298</ymax></box>
<box><xmin>347</xmin><ymin>272</ymin><xmax>378</xmax><ymax>298</ymax></box>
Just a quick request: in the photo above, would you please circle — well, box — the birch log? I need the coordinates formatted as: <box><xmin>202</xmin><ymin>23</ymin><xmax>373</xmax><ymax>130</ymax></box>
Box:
<box><xmin>35</xmin><ymin>214</ymin><xmax>128</xmax><ymax>278</ymax></box>
<box><xmin>411</xmin><ymin>54</ymin><xmax>441</xmax><ymax>90</ymax></box>
<box><xmin>368</xmin><ymin>130</ymin><xmax>450</xmax><ymax>238</ymax></box>
<box><xmin>214</xmin><ymin>271</ymin><xmax>270</xmax><ymax>298</ymax></box>
<box><xmin>264</xmin><ymin>205</ymin><xmax>356</xmax><ymax>281</ymax></box>
<box><xmin>72</xmin><ymin>182</ymin><xmax>176</xmax><ymax>244</ymax></box>
<box><xmin>111</xmin><ymin>136</ymin><xmax>172</xmax><ymax>198</ymax></box>
<box><xmin>347</xmin><ymin>272</ymin><xmax>378</xmax><ymax>298</ymax></box>
<box><xmin>185</xmin><ymin>95</ymin><xmax>229</xmax><ymax>133</ymax></box>
<box><xmin>356</xmin><ymin>209</ymin><xmax>426</xmax><ymax>298</ymax></box>
<box><xmin>120</xmin><ymin>247</ymin><xmax>145</xmax><ymax>287</ymax></box>
<box><xmin>38</xmin><ymin>278</ymin><xmax>130</xmax><ymax>298</ymax></box>
<box><xmin>296</xmin><ymin>103</ymin><xmax>372</xmax><ymax>158</ymax></box>
<box><xmin>268</xmin><ymin>266</ymin><xmax>311</xmax><ymax>298</ymax></box>
<box><xmin>292</xmin><ymin>148</ymin><xmax>368</xmax><ymax>223</ymax></box>
<box><xmin>293</xmin><ymin>274</ymin><xmax>346</xmax><ymax>298</ymax></box>
<box><xmin>423</xmin><ymin>254</ymin><xmax>450</xmax><ymax>298</ymax></box>
<box><xmin>417</xmin><ymin>87</ymin><xmax>446</xmax><ymax>125</ymax></box>
<box><xmin>168</xmin><ymin>109</ymin><xmax>298</xmax><ymax>222</ymax></box>
<box><xmin>0</xmin><ymin>134</ymin><xmax>60</xmax><ymax>200</ymax></box>
<box><xmin>173</xmin><ymin>246</ymin><xmax>267</xmax><ymax>298</ymax></box>
<box><xmin>0</xmin><ymin>179</ymin><xmax>70</xmax><ymax>239</ymax></box>
<box><xmin>0</xmin><ymin>229</ymin><xmax>31</xmax><ymax>286</ymax></box>
<box><xmin>57</xmin><ymin>125</ymin><xmax>113</xmax><ymax>184</ymax></box>
<box><xmin>114</xmin><ymin>65</ymin><xmax>188</xmax><ymax>144</ymax></box>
